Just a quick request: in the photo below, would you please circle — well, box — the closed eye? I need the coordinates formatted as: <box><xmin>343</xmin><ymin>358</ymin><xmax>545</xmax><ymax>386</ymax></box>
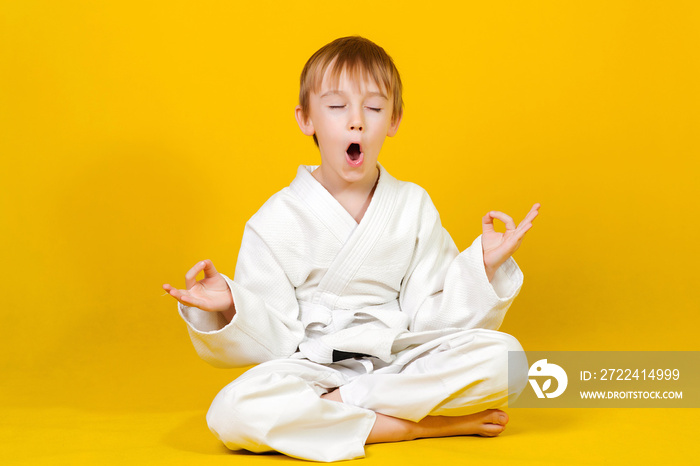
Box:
<box><xmin>328</xmin><ymin>106</ymin><xmax>382</xmax><ymax>112</ymax></box>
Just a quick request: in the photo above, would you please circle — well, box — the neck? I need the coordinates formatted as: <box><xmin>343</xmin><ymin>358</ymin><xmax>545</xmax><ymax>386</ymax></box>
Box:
<box><xmin>312</xmin><ymin>165</ymin><xmax>380</xmax><ymax>223</ymax></box>
<box><xmin>312</xmin><ymin>165</ymin><xmax>380</xmax><ymax>199</ymax></box>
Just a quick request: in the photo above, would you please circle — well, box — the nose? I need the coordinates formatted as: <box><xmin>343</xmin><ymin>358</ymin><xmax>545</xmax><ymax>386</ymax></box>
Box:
<box><xmin>348</xmin><ymin>107</ymin><xmax>364</xmax><ymax>132</ymax></box>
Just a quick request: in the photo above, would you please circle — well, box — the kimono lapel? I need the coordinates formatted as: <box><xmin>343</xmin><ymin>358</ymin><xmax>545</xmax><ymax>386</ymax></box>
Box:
<box><xmin>289</xmin><ymin>165</ymin><xmax>357</xmax><ymax>244</ymax></box>
<box><xmin>289</xmin><ymin>163</ymin><xmax>400</xmax><ymax>308</ymax></box>
<box><xmin>314</xmin><ymin>163</ymin><xmax>398</xmax><ymax>308</ymax></box>
<box><xmin>291</xmin><ymin>163</ymin><xmax>403</xmax><ymax>363</ymax></box>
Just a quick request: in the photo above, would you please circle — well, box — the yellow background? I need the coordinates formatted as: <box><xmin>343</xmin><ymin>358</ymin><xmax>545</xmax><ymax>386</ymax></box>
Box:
<box><xmin>1</xmin><ymin>1</ymin><xmax>698</xmax><ymax>464</ymax></box>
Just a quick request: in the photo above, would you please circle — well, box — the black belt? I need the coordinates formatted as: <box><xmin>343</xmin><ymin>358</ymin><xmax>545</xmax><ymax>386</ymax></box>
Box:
<box><xmin>332</xmin><ymin>350</ymin><xmax>371</xmax><ymax>362</ymax></box>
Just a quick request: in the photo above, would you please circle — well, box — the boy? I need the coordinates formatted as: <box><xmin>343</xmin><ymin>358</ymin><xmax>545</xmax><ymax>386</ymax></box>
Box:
<box><xmin>163</xmin><ymin>36</ymin><xmax>539</xmax><ymax>462</ymax></box>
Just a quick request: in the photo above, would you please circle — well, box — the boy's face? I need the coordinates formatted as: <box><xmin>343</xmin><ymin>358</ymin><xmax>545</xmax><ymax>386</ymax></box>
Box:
<box><xmin>295</xmin><ymin>64</ymin><xmax>401</xmax><ymax>187</ymax></box>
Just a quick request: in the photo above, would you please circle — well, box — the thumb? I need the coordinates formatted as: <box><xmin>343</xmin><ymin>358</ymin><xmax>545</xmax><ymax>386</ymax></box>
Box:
<box><xmin>201</xmin><ymin>259</ymin><xmax>220</xmax><ymax>278</ymax></box>
<box><xmin>179</xmin><ymin>293</ymin><xmax>208</xmax><ymax>311</ymax></box>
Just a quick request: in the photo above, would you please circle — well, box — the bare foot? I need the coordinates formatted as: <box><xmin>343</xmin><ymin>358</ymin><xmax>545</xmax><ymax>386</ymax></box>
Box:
<box><xmin>417</xmin><ymin>409</ymin><xmax>509</xmax><ymax>439</ymax></box>
<box><xmin>321</xmin><ymin>388</ymin><xmax>509</xmax><ymax>444</ymax></box>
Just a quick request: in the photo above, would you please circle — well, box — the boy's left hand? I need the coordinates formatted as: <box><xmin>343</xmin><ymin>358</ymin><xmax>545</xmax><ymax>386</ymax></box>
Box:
<box><xmin>481</xmin><ymin>203</ymin><xmax>540</xmax><ymax>282</ymax></box>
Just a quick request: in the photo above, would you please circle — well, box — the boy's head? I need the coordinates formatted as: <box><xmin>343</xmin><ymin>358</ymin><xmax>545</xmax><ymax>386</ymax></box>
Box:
<box><xmin>296</xmin><ymin>36</ymin><xmax>404</xmax><ymax>149</ymax></box>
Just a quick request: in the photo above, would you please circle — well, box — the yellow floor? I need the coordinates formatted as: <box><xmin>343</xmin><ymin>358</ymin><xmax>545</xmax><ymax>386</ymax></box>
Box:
<box><xmin>2</xmin><ymin>358</ymin><xmax>696</xmax><ymax>464</ymax></box>
<box><xmin>2</xmin><ymin>405</ymin><xmax>695</xmax><ymax>465</ymax></box>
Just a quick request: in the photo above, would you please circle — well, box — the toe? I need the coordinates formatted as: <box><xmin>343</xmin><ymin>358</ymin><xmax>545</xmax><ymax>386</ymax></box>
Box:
<box><xmin>480</xmin><ymin>423</ymin><xmax>506</xmax><ymax>437</ymax></box>
<box><xmin>487</xmin><ymin>409</ymin><xmax>509</xmax><ymax>425</ymax></box>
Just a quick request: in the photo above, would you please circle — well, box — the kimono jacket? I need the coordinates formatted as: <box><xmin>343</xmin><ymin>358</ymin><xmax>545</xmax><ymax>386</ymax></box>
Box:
<box><xmin>179</xmin><ymin>163</ymin><xmax>523</xmax><ymax>367</ymax></box>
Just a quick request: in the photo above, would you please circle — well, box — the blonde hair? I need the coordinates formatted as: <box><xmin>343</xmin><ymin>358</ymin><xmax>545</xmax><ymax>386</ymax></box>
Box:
<box><xmin>298</xmin><ymin>36</ymin><xmax>404</xmax><ymax>147</ymax></box>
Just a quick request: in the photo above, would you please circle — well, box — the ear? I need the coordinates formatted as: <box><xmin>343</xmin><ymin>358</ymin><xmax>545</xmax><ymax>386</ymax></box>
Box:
<box><xmin>386</xmin><ymin>109</ymin><xmax>403</xmax><ymax>137</ymax></box>
<box><xmin>295</xmin><ymin>105</ymin><xmax>315</xmax><ymax>136</ymax></box>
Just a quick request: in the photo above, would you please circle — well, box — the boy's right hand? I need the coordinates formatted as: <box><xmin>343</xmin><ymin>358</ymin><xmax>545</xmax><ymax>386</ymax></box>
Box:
<box><xmin>163</xmin><ymin>259</ymin><xmax>235</xmax><ymax>314</ymax></box>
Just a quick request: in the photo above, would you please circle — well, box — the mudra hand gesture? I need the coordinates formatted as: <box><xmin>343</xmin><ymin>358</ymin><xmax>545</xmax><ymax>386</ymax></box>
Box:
<box><xmin>481</xmin><ymin>203</ymin><xmax>540</xmax><ymax>281</ymax></box>
<box><xmin>162</xmin><ymin>260</ymin><xmax>235</xmax><ymax>317</ymax></box>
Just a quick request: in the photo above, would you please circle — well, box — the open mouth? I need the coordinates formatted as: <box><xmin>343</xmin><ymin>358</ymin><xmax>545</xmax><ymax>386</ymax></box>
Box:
<box><xmin>346</xmin><ymin>143</ymin><xmax>363</xmax><ymax>166</ymax></box>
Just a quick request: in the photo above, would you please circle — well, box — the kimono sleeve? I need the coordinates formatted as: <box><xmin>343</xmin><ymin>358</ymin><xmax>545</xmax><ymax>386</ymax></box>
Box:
<box><xmin>399</xmin><ymin>192</ymin><xmax>524</xmax><ymax>332</ymax></box>
<box><xmin>178</xmin><ymin>223</ymin><xmax>304</xmax><ymax>368</ymax></box>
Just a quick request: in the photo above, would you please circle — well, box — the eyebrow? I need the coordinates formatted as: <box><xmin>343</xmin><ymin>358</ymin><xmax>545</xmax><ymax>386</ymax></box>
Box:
<box><xmin>320</xmin><ymin>90</ymin><xmax>388</xmax><ymax>100</ymax></box>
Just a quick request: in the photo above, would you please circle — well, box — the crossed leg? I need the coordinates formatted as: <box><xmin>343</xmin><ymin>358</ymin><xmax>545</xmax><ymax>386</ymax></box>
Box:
<box><xmin>206</xmin><ymin>329</ymin><xmax>527</xmax><ymax>461</ymax></box>
<box><xmin>323</xmin><ymin>328</ymin><xmax>527</xmax><ymax>444</ymax></box>
<box><xmin>322</xmin><ymin>388</ymin><xmax>508</xmax><ymax>443</ymax></box>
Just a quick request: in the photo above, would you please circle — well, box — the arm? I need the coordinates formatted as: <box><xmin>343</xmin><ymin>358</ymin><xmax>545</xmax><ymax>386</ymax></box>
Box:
<box><xmin>164</xmin><ymin>224</ymin><xmax>304</xmax><ymax>368</ymax></box>
<box><xmin>399</xmin><ymin>195</ymin><xmax>539</xmax><ymax>332</ymax></box>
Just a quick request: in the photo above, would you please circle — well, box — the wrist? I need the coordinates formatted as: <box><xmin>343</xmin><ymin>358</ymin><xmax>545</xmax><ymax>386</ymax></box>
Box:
<box><xmin>222</xmin><ymin>306</ymin><xmax>236</xmax><ymax>323</ymax></box>
<box><xmin>221</xmin><ymin>293</ymin><xmax>236</xmax><ymax>323</ymax></box>
<box><xmin>484</xmin><ymin>260</ymin><xmax>501</xmax><ymax>283</ymax></box>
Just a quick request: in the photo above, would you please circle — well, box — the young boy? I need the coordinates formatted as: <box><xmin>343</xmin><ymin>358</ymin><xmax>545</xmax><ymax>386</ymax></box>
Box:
<box><xmin>163</xmin><ymin>36</ymin><xmax>540</xmax><ymax>462</ymax></box>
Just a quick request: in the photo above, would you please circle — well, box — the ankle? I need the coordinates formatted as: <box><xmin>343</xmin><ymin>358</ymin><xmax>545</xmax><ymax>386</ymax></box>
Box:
<box><xmin>413</xmin><ymin>416</ymin><xmax>447</xmax><ymax>439</ymax></box>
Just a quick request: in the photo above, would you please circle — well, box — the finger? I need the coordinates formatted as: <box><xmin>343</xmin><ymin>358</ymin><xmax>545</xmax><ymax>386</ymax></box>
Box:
<box><xmin>482</xmin><ymin>213</ymin><xmax>496</xmax><ymax>234</ymax></box>
<box><xmin>488</xmin><ymin>211</ymin><xmax>516</xmax><ymax>231</ymax></box>
<box><xmin>185</xmin><ymin>261</ymin><xmax>207</xmax><ymax>289</ymax></box>
<box><xmin>165</xmin><ymin>286</ymin><xmax>189</xmax><ymax>305</ymax></box>
<box><xmin>201</xmin><ymin>259</ymin><xmax>219</xmax><ymax>278</ymax></box>
<box><xmin>163</xmin><ymin>284</ymin><xmax>179</xmax><ymax>297</ymax></box>
<box><xmin>163</xmin><ymin>284</ymin><xmax>179</xmax><ymax>294</ymax></box>
<box><xmin>179</xmin><ymin>293</ymin><xmax>207</xmax><ymax>310</ymax></box>
<box><xmin>167</xmin><ymin>287</ymin><xmax>201</xmax><ymax>308</ymax></box>
<box><xmin>518</xmin><ymin>211</ymin><xmax>539</xmax><ymax>230</ymax></box>
<box><xmin>527</xmin><ymin>203</ymin><xmax>540</xmax><ymax>217</ymax></box>
<box><xmin>526</xmin><ymin>203</ymin><xmax>541</xmax><ymax>220</ymax></box>
<box><xmin>518</xmin><ymin>223</ymin><xmax>533</xmax><ymax>236</ymax></box>
<box><xmin>516</xmin><ymin>204</ymin><xmax>540</xmax><ymax>230</ymax></box>
<box><xmin>512</xmin><ymin>222</ymin><xmax>533</xmax><ymax>237</ymax></box>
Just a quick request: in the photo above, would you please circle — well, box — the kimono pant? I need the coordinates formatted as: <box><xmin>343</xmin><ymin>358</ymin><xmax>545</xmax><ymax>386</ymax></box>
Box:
<box><xmin>206</xmin><ymin>328</ymin><xmax>529</xmax><ymax>462</ymax></box>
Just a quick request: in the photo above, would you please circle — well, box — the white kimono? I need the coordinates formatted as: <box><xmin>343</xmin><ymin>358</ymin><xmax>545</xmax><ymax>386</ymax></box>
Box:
<box><xmin>179</xmin><ymin>164</ymin><xmax>529</xmax><ymax>462</ymax></box>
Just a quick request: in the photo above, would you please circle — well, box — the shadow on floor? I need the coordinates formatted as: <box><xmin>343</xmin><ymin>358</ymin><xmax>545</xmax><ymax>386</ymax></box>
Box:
<box><xmin>506</xmin><ymin>408</ymin><xmax>582</xmax><ymax>435</ymax></box>
<box><xmin>161</xmin><ymin>412</ymin><xmax>297</xmax><ymax>462</ymax></box>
